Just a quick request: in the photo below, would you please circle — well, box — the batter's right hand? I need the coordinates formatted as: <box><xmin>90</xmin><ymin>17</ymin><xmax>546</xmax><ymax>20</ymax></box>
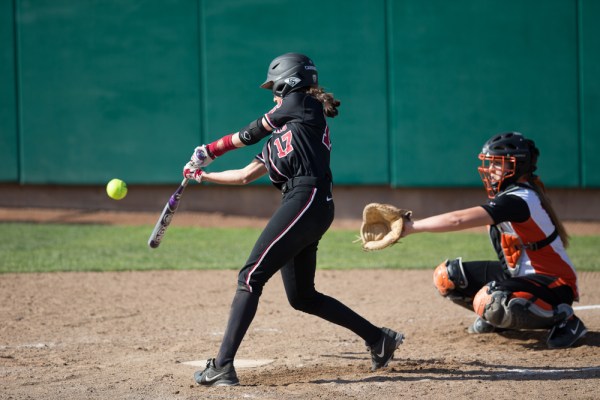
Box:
<box><xmin>190</xmin><ymin>145</ymin><xmax>214</xmax><ymax>168</ymax></box>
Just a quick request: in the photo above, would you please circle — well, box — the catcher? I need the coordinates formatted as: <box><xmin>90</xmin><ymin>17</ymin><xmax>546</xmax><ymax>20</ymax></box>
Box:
<box><xmin>360</xmin><ymin>132</ymin><xmax>587</xmax><ymax>349</ymax></box>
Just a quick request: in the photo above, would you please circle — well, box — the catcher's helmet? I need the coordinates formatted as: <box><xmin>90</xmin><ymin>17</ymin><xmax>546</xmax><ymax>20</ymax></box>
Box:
<box><xmin>478</xmin><ymin>132</ymin><xmax>539</xmax><ymax>198</ymax></box>
<box><xmin>260</xmin><ymin>53</ymin><xmax>318</xmax><ymax>98</ymax></box>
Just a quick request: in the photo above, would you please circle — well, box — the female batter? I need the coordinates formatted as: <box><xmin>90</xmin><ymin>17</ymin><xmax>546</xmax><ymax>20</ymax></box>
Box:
<box><xmin>401</xmin><ymin>132</ymin><xmax>586</xmax><ymax>349</ymax></box>
<box><xmin>183</xmin><ymin>53</ymin><xmax>403</xmax><ymax>386</ymax></box>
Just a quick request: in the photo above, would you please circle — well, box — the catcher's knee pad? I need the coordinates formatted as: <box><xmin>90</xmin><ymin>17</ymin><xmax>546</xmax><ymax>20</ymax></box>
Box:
<box><xmin>433</xmin><ymin>257</ymin><xmax>468</xmax><ymax>296</ymax></box>
<box><xmin>473</xmin><ymin>283</ymin><xmax>574</xmax><ymax>330</ymax></box>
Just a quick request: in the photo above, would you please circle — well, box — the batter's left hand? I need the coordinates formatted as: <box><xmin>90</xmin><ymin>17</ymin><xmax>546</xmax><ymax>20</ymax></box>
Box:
<box><xmin>190</xmin><ymin>145</ymin><xmax>214</xmax><ymax>168</ymax></box>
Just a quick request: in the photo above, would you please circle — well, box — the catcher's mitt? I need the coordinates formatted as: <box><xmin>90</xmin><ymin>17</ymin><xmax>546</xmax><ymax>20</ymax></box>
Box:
<box><xmin>359</xmin><ymin>203</ymin><xmax>412</xmax><ymax>251</ymax></box>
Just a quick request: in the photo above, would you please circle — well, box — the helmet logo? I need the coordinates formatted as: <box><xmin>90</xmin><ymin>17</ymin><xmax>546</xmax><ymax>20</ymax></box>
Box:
<box><xmin>285</xmin><ymin>77</ymin><xmax>301</xmax><ymax>87</ymax></box>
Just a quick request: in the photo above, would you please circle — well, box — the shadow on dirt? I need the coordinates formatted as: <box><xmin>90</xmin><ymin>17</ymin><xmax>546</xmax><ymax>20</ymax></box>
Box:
<box><xmin>495</xmin><ymin>329</ymin><xmax>599</xmax><ymax>349</ymax></box>
<box><xmin>308</xmin><ymin>359</ymin><xmax>600</xmax><ymax>384</ymax></box>
<box><xmin>303</xmin><ymin>332</ymin><xmax>600</xmax><ymax>386</ymax></box>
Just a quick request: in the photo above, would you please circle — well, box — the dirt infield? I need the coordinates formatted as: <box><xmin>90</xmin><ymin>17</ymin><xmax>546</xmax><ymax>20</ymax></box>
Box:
<box><xmin>1</xmin><ymin>208</ymin><xmax>600</xmax><ymax>399</ymax></box>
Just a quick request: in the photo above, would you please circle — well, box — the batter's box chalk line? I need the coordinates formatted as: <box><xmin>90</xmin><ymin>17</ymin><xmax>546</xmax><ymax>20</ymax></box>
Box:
<box><xmin>574</xmin><ymin>304</ymin><xmax>600</xmax><ymax>311</ymax></box>
<box><xmin>496</xmin><ymin>366</ymin><xmax>600</xmax><ymax>377</ymax></box>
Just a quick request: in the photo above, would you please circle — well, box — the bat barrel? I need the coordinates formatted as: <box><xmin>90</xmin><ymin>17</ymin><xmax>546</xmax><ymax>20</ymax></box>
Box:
<box><xmin>147</xmin><ymin>178</ymin><xmax>189</xmax><ymax>249</ymax></box>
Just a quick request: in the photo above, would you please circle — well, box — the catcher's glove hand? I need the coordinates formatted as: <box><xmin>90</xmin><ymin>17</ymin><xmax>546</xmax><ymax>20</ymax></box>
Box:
<box><xmin>359</xmin><ymin>203</ymin><xmax>412</xmax><ymax>251</ymax></box>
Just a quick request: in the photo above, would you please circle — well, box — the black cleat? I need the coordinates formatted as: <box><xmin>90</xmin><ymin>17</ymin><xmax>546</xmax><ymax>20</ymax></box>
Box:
<box><xmin>367</xmin><ymin>327</ymin><xmax>404</xmax><ymax>371</ymax></box>
<box><xmin>547</xmin><ymin>316</ymin><xmax>587</xmax><ymax>349</ymax></box>
<box><xmin>194</xmin><ymin>358</ymin><xmax>239</xmax><ymax>386</ymax></box>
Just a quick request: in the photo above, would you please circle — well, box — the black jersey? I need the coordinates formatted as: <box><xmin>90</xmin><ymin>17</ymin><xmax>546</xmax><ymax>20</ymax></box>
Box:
<box><xmin>481</xmin><ymin>185</ymin><xmax>530</xmax><ymax>224</ymax></box>
<box><xmin>255</xmin><ymin>92</ymin><xmax>333</xmax><ymax>189</ymax></box>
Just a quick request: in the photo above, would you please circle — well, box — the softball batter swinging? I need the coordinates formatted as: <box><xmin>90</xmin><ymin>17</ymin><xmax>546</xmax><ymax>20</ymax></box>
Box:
<box><xmin>183</xmin><ymin>53</ymin><xmax>403</xmax><ymax>386</ymax></box>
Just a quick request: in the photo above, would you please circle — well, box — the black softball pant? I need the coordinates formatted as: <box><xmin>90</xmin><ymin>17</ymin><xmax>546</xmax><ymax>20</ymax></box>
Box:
<box><xmin>214</xmin><ymin>183</ymin><xmax>381</xmax><ymax>367</ymax></box>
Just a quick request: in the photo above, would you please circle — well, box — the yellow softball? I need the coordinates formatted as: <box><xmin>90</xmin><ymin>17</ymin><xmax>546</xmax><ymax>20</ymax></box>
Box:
<box><xmin>106</xmin><ymin>178</ymin><xmax>128</xmax><ymax>200</ymax></box>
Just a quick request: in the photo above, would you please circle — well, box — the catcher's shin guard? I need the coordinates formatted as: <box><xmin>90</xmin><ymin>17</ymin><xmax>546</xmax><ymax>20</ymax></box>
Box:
<box><xmin>473</xmin><ymin>283</ymin><xmax>574</xmax><ymax>330</ymax></box>
<box><xmin>433</xmin><ymin>258</ymin><xmax>468</xmax><ymax>296</ymax></box>
<box><xmin>433</xmin><ymin>258</ymin><xmax>472</xmax><ymax>310</ymax></box>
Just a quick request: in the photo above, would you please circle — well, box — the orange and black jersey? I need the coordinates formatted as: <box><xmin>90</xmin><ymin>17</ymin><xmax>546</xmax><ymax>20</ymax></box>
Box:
<box><xmin>481</xmin><ymin>183</ymin><xmax>578</xmax><ymax>299</ymax></box>
<box><xmin>255</xmin><ymin>92</ymin><xmax>332</xmax><ymax>190</ymax></box>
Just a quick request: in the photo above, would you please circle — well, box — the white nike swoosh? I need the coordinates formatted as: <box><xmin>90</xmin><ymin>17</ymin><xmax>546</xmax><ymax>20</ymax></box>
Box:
<box><xmin>376</xmin><ymin>337</ymin><xmax>386</xmax><ymax>358</ymax></box>
<box><xmin>326</xmin><ymin>196</ymin><xmax>333</xmax><ymax>202</ymax></box>
<box><xmin>569</xmin><ymin>320</ymin><xmax>580</xmax><ymax>335</ymax></box>
<box><xmin>203</xmin><ymin>371</ymin><xmax>227</xmax><ymax>383</ymax></box>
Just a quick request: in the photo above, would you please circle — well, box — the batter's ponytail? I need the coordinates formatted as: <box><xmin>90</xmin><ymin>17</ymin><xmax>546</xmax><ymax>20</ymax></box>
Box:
<box><xmin>307</xmin><ymin>87</ymin><xmax>340</xmax><ymax>118</ymax></box>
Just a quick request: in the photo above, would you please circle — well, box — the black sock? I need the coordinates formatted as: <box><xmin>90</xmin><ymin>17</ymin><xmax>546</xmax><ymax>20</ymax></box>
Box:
<box><xmin>305</xmin><ymin>293</ymin><xmax>382</xmax><ymax>345</ymax></box>
<box><xmin>215</xmin><ymin>289</ymin><xmax>259</xmax><ymax>368</ymax></box>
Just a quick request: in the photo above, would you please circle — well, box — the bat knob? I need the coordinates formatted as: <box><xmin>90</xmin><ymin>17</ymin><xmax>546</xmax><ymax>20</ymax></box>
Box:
<box><xmin>148</xmin><ymin>240</ymin><xmax>160</xmax><ymax>248</ymax></box>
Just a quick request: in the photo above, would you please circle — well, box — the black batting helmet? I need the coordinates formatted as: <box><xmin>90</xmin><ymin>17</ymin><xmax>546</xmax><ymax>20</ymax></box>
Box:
<box><xmin>260</xmin><ymin>53</ymin><xmax>318</xmax><ymax>98</ymax></box>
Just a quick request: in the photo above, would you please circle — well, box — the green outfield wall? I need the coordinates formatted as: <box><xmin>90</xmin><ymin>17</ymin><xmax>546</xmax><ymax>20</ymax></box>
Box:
<box><xmin>1</xmin><ymin>0</ymin><xmax>598</xmax><ymax>187</ymax></box>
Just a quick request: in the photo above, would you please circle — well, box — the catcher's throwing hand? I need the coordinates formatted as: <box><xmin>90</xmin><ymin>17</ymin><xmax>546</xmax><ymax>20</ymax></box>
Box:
<box><xmin>359</xmin><ymin>203</ymin><xmax>412</xmax><ymax>251</ymax></box>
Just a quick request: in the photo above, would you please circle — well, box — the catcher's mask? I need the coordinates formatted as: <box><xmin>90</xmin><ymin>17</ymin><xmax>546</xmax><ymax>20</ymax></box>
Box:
<box><xmin>260</xmin><ymin>53</ymin><xmax>318</xmax><ymax>98</ymax></box>
<box><xmin>478</xmin><ymin>132</ymin><xmax>539</xmax><ymax>198</ymax></box>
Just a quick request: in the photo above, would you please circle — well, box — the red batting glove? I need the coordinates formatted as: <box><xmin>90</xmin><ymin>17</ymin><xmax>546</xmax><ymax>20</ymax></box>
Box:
<box><xmin>183</xmin><ymin>161</ymin><xmax>204</xmax><ymax>183</ymax></box>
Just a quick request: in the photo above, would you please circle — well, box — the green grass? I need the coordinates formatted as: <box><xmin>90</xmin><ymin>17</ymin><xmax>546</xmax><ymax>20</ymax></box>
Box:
<box><xmin>1</xmin><ymin>222</ymin><xmax>599</xmax><ymax>273</ymax></box>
